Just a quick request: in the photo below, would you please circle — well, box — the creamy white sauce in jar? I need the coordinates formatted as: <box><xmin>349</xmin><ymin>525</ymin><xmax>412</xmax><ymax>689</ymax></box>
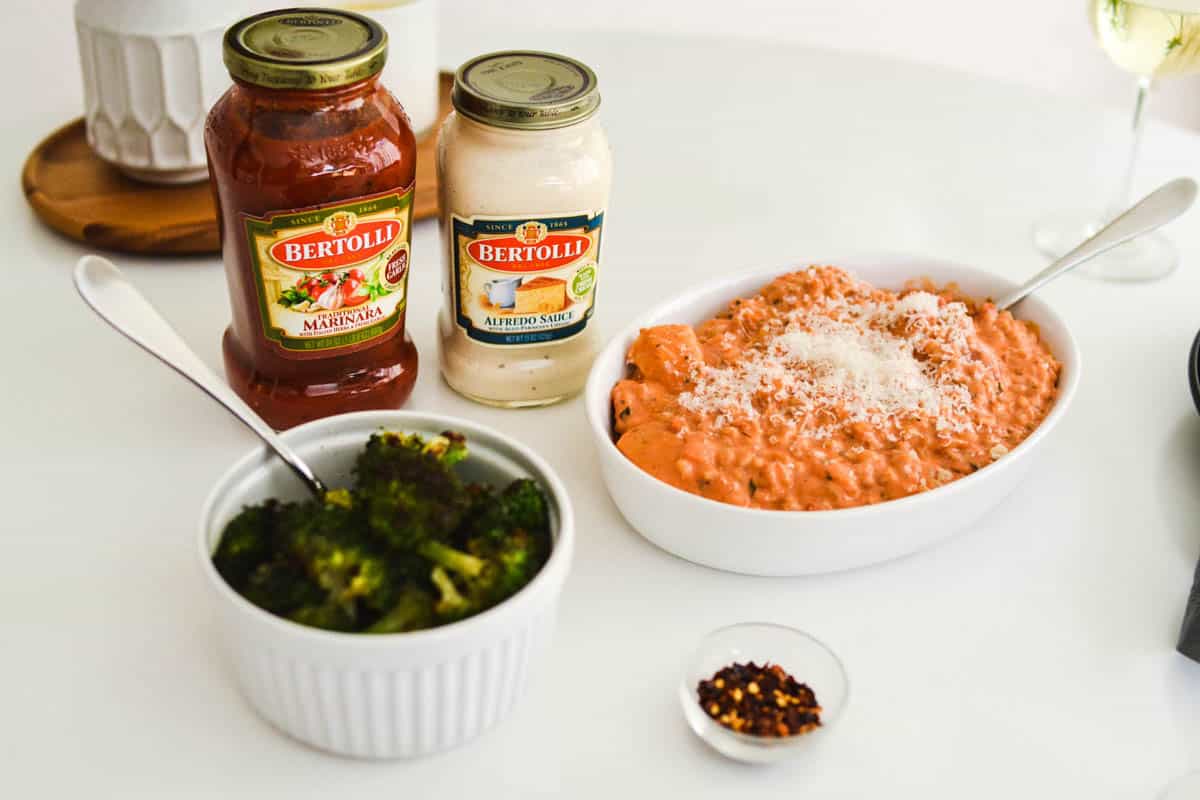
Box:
<box><xmin>436</xmin><ymin>51</ymin><xmax>612</xmax><ymax>407</ymax></box>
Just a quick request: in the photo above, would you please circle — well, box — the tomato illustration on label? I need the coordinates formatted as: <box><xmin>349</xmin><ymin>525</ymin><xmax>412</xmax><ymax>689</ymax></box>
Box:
<box><xmin>242</xmin><ymin>189</ymin><xmax>414</xmax><ymax>355</ymax></box>
<box><xmin>278</xmin><ymin>266</ymin><xmax>372</xmax><ymax>311</ymax></box>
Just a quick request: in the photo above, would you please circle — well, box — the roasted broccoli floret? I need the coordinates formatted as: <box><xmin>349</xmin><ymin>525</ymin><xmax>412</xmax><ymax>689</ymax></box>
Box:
<box><xmin>444</xmin><ymin>480</ymin><xmax>552</xmax><ymax>613</ymax></box>
<box><xmin>240</xmin><ymin>558</ymin><xmax>323</xmax><ymax>615</ymax></box>
<box><xmin>355</xmin><ymin>431</ymin><xmax>468</xmax><ymax>487</ymax></box>
<box><xmin>212</xmin><ymin>501</ymin><xmax>280</xmax><ymax>587</ymax></box>
<box><xmin>468</xmin><ymin>479</ymin><xmax>551</xmax><ymax>542</ymax></box>
<box><xmin>481</xmin><ymin>528</ymin><xmax>547</xmax><ymax>597</ymax></box>
<box><xmin>366</xmin><ymin>584</ymin><xmax>435</xmax><ymax>633</ymax></box>
<box><xmin>288</xmin><ymin>601</ymin><xmax>357</xmax><ymax>632</ymax></box>
<box><xmin>278</xmin><ymin>500</ymin><xmax>394</xmax><ymax>622</ymax></box>
<box><xmin>423</xmin><ymin>432</ymin><xmax>469</xmax><ymax>467</ymax></box>
<box><xmin>363</xmin><ymin>480</ymin><xmax>486</xmax><ymax>575</ymax></box>
<box><xmin>430</xmin><ymin>565</ymin><xmax>472</xmax><ymax>620</ymax></box>
<box><xmin>216</xmin><ymin>497</ymin><xmax>399</xmax><ymax>631</ymax></box>
<box><xmin>424</xmin><ymin>527</ymin><xmax>548</xmax><ymax>624</ymax></box>
<box><xmin>497</xmin><ymin>479</ymin><xmax>551</xmax><ymax>533</ymax></box>
<box><xmin>460</xmin><ymin>526</ymin><xmax>549</xmax><ymax>611</ymax></box>
<box><xmin>356</xmin><ymin>432</ymin><xmax>486</xmax><ymax>577</ymax></box>
<box><xmin>323</xmin><ymin>488</ymin><xmax>354</xmax><ymax>509</ymax></box>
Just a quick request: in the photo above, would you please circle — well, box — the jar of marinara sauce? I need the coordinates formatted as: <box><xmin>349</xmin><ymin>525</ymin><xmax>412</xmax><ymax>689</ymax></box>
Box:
<box><xmin>205</xmin><ymin>8</ymin><xmax>418</xmax><ymax>430</ymax></box>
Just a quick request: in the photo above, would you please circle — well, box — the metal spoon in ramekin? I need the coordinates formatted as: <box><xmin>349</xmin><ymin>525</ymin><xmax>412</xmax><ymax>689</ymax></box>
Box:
<box><xmin>998</xmin><ymin>177</ymin><xmax>1196</xmax><ymax>310</ymax></box>
<box><xmin>74</xmin><ymin>255</ymin><xmax>327</xmax><ymax>496</ymax></box>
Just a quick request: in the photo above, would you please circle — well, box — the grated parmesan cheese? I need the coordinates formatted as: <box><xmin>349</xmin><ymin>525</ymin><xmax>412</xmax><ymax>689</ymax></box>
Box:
<box><xmin>677</xmin><ymin>288</ymin><xmax>979</xmax><ymax>438</ymax></box>
<box><xmin>893</xmin><ymin>290</ymin><xmax>941</xmax><ymax>317</ymax></box>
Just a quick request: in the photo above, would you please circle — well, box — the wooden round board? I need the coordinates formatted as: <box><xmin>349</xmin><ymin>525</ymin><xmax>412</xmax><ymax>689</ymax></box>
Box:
<box><xmin>21</xmin><ymin>73</ymin><xmax>452</xmax><ymax>256</ymax></box>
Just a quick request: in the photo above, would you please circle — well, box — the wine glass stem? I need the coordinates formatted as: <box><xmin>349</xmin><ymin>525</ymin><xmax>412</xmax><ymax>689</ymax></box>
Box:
<box><xmin>1108</xmin><ymin>75</ymin><xmax>1153</xmax><ymax>220</ymax></box>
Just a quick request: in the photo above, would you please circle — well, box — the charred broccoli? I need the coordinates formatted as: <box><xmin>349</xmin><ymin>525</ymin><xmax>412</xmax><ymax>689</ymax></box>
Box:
<box><xmin>211</xmin><ymin>431</ymin><xmax>552</xmax><ymax>634</ymax></box>
<box><xmin>240</xmin><ymin>558</ymin><xmax>324</xmax><ymax>615</ymax></box>
<box><xmin>423</xmin><ymin>482</ymin><xmax>553</xmax><ymax>623</ymax></box>
<box><xmin>430</xmin><ymin>565</ymin><xmax>470</xmax><ymax>620</ymax></box>
<box><xmin>355</xmin><ymin>431</ymin><xmax>485</xmax><ymax>575</ymax></box>
<box><xmin>212</xmin><ymin>502</ymin><xmax>279</xmax><ymax>587</ymax></box>
<box><xmin>362</xmin><ymin>478</ymin><xmax>486</xmax><ymax>577</ymax></box>
<box><xmin>443</xmin><ymin>523</ymin><xmax>549</xmax><ymax>618</ymax></box>
<box><xmin>279</xmin><ymin>501</ymin><xmax>392</xmax><ymax>611</ymax></box>
<box><xmin>365</xmin><ymin>584</ymin><xmax>435</xmax><ymax>633</ymax></box>
<box><xmin>467</xmin><ymin>478</ymin><xmax>550</xmax><ymax>542</ymax></box>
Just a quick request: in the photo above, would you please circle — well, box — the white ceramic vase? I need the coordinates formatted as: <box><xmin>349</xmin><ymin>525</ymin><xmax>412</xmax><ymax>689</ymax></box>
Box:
<box><xmin>74</xmin><ymin>0</ymin><xmax>269</xmax><ymax>184</ymax></box>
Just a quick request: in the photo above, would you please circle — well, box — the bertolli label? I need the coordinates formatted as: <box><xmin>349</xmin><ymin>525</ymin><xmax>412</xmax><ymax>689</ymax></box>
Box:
<box><xmin>450</xmin><ymin>211</ymin><xmax>603</xmax><ymax>347</ymax></box>
<box><xmin>242</xmin><ymin>189</ymin><xmax>412</xmax><ymax>356</ymax></box>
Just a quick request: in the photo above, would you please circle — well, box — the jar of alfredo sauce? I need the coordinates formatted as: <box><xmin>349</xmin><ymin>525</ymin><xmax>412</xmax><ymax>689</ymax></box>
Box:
<box><xmin>437</xmin><ymin>51</ymin><xmax>612</xmax><ymax>407</ymax></box>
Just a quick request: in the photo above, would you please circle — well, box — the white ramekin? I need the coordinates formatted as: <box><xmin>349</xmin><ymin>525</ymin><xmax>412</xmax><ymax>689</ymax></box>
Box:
<box><xmin>198</xmin><ymin>410</ymin><xmax>574</xmax><ymax>759</ymax></box>
<box><xmin>584</xmin><ymin>254</ymin><xmax>1081</xmax><ymax>577</ymax></box>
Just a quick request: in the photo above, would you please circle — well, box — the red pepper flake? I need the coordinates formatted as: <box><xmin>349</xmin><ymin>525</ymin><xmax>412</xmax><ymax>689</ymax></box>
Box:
<box><xmin>697</xmin><ymin>661</ymin><xmax>821</xmax><ymax>737</ymax></box>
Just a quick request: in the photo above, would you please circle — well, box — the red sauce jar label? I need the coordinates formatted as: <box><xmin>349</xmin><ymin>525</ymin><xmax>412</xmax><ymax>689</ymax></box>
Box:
<box><xmin>241</xmin><ymin>188</ymin><xmax>413</xmax><ymax>356</ymax></box>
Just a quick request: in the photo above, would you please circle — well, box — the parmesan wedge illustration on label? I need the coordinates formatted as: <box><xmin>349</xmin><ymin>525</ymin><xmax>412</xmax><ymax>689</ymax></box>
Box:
<box><xmin>450</xmin><ymin>212</ymin><xmax>604</xmax><ymax>347</ymax></box>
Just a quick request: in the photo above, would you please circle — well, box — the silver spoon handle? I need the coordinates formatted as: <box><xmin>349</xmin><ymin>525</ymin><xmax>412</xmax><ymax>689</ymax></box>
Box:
<box><xmin>73</xmin><ymin>255</ymin><xmax>327</xmax><ymax>497</ymax></box>
<box><xmin>998</xmin><ymin>176</ymin><xmax>1198</xmax><ymax>310</ymax></box>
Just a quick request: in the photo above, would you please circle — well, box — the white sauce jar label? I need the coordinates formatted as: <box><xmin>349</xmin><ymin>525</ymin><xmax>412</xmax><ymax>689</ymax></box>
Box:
<box><xmin>449</xmin><ymin>211</ymin><xmax>603</xmax><ymax>346</ymax></box>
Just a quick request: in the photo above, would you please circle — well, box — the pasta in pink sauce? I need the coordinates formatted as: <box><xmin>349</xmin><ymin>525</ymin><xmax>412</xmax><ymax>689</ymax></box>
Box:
<box><xmin>611</xmin><ymin>266</ymin><xmax>1061</xmax><ymax>511</ymax></box>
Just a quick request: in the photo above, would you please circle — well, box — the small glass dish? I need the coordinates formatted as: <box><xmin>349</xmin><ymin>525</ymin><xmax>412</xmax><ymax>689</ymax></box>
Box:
<box><xmin>679</xmin><ymin>622</ymin><xmax>849</xmax><ymax>764</ymax></box>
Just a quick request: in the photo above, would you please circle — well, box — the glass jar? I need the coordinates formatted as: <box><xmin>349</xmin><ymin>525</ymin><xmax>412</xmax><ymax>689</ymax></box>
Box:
<box><xmin>437</xmin><ymin>51</ymin><xmax>612</xmax><ymax>408</ymax></box>
<box><xmin>205</xmin><ymin>8</ymin><xmax>418</xmax><ymax>430</ymax></box>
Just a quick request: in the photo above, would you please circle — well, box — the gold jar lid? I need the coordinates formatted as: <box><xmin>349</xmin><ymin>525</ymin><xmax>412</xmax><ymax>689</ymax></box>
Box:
<box><xmin>224</xmin><ymin>8</ymin><xmax>387</xmax><ymax>91</ymax></box>
<box><xmin>452</xmin><ymin>51</ymin><xmax>600</xmax><ymax>131</ymax></box>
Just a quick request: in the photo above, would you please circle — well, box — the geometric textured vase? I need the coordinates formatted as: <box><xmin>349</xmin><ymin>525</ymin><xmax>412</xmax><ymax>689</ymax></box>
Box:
<box><xmin>74</xmin><ymin>1</ymin><xmax>266</xmax><ymax>184</ymax></box>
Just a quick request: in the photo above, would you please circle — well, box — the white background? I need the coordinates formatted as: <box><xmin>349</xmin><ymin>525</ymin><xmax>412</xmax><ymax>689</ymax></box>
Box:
<box><xmin>19</xmin><ymin>0</ymin><xmax>1200</xmax><ymax>128</ymax></box>
<box><xmin>6</xmin><ymin>1</ymin><xmax>1200</xmax><ymax>798</ymax></box>
<box><xmin>441</xmin><ymin>0</ymin><xmax>1200</xmax><ymax>127</ymax></box>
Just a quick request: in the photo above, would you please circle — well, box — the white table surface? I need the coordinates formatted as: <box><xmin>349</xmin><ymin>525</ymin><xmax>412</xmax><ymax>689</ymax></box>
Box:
<box><xmin>5</xmin><ymin>16</ymin><xmax>1200</xmax><ymax>799</ymax></box>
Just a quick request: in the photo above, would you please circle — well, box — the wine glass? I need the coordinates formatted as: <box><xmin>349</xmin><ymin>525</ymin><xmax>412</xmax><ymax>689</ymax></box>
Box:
<box><xmin>1034</xmin><ymin>0</ymin><xmax>1200</xmax><ymax>281</ymax></box>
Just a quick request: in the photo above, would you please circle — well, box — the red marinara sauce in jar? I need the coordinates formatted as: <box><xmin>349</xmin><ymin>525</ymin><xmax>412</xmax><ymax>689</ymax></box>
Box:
<box><xmin>205</xmin><ymin>8</ymin><xmax>418</xmax><ymax>429</ymax></box>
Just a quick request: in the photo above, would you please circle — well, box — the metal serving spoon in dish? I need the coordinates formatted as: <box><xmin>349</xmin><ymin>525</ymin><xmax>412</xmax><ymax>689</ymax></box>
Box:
<box><xmin>997</xmin><ymin>177</ymin><xmax>1197</xmax><ymax>310</ymax></box>
<box><xmin>74</xmin><ymin>255</ymin><xmax>328</xmax><ymax>497</ymax></box>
